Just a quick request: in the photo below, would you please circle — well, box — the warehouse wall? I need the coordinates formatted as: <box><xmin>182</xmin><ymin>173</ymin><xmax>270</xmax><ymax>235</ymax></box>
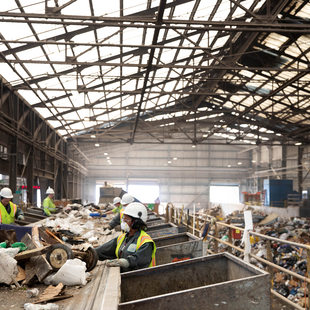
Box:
<box><xmin>84</xmin><ymin>143</ymin><xmax>251</xmax><ymax>207</ymax></box>
<box><xmin>251</xmin><ymin>145</ymin><xmax>310</xmax><ymax>192</ymax></box>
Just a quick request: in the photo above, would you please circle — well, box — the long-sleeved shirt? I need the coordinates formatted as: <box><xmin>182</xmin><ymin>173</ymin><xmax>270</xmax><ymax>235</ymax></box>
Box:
<box><xmin>43</xmin><ymin>196</ymin><xmax>56</xmax><ymax>216</ymax></box>
<box><xmin>95</xmin><ymin>230</ymin><xmax>154</xmax><ymax>272</ymax></box>
<box><xmin>108</xmin><ymin>212</ymin><xmax>121</xmax><ymax>229</ymax></box>
<box><xmin>112</xmin><ymin>205</ymin><xmax>122</xmax><ymax>214</ymax></box>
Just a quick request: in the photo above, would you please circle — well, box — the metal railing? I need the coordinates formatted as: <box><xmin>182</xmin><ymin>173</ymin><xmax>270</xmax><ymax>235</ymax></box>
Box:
<box><xmin>165</xmin><ymin>203</ymin><xmax>310</xmax><ymax>310</ymax></box>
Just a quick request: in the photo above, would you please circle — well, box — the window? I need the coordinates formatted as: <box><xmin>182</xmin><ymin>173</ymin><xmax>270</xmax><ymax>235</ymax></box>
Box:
<box><xmin>0</xmin><ymin>145</ymin><xmax>8</xmax><ymax>160</ymax></box>
<box><xmin>128</xmin><ymin>183</ymin><xmax>159</xmax><ymax>203</ymax></box>
<box><xmin>210</xmin><ymin>185</ymin><xmax>240</xmax><ymax>204</ymax></box>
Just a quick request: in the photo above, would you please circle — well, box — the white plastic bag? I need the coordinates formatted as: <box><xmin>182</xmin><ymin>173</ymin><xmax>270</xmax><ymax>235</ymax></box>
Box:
<box><xmin>0</xmin><ymin>252</ymin><xmax>18</xmax><ymax>284</ymax></box>
<box><xmin>50</xmin><ymin>258</ymin><xmax>87</xmax><ymax>286</ymax></box>
<box><xmin>0</xmin><ymin>247</ymin><xmax>20</xmax><ymax>257</ymax></box>
<box><xmin>42</xmin><ymin>273</ymin><xmax>56</xmax><ymax>286</ymax></box>
<box><xmin>24</xmin><ymin>303</ymin><xmax>59</xmax><ymax>310</ymax></box>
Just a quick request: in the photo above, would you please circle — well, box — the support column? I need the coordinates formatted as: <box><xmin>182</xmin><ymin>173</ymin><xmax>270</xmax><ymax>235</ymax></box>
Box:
<box><xmin>282</xmin><ymin>145</ymin><xmax>287</xmax><ymax>180</ymax></box>
<box><xmin>53</xmin><ymin>158</ymin><xmax>58</xmax><ymax>199</ymax></box>
<box><xmin>56</xmin><ymin>160</ymin><xmax>62</xmax><ymax>199</ymax></box>
<box><xmin>298</xmin><ymin>146</ymin><xmax>303</xmax><ymax>196</ymax></box>
<box><xmin>9</xmin><ymin>135</ymin><xmax>17</xmax><ymax>193</ymax></box>
<box><xmin>26</xmin><ymin>146</ymin><xmax>34</xmax><ymax>204</ymax></box>
<box><xmin>257</xmin><ymin>146</ymin><xmax>263</xmax><ymax>192</ymax></box>
<box><xmin>63</xmin><ymin>164</ymin><xmax>68</xmax><ymax>199</ymax></box>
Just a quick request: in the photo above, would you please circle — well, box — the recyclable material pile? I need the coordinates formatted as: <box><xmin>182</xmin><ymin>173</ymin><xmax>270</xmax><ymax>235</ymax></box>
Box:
<box><xmin>199</xmin><ymin>206</ymin><xmax>310</xmax><ymax>308</ymax></box>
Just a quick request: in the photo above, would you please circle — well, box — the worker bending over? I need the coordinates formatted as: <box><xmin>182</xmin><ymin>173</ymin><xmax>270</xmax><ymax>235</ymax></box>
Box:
<box><xmin>0</xmin><ymin>187</ymin><xmax>24</xmax><ymax>224</ymax></box>
<box><xmin>104</xmin><ymin>197</ymin><xmax>122</xmax><ymax>215</ymax></box>
<box><xmin>95</xmin><ymin>202</ymin><xmax>156</xmax><ymax>272</ymax></box>
<box><xmin>43</xmin><ymin>187</ymin><xmax>57</xmax><ymax>216</ymax></box>
<box><xmin>104</xmin><ymin>193</ymin><xmax>134</xmax><ymax>230</ymax></box>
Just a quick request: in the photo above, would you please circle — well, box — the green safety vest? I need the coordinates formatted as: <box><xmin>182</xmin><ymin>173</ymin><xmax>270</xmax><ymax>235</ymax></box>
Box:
<box><xmin>43</xmin><ymin>196</ymin><xmax>56</xmax><ymax>216</ymax></box>
<box><xmin>0</xmin><ymin>201</ymin><xmax>17</xmax><ymax>224</ymax></box>
<box><xmin>112</xmin><ymin>204</ymin><xmax>122</xmax><ymax>214</ymax></box>
<box><xmin>115</xmin><ymin>230</ymin><xmax>156</xmax><ymax>267</ymax></box>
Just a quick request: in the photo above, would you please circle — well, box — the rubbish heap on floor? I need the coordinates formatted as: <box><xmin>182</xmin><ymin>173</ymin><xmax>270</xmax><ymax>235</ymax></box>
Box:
<box><xmin>0</xmin><ymin>202</ymin><xmax>116</xmax><ymax>309</ymax></box>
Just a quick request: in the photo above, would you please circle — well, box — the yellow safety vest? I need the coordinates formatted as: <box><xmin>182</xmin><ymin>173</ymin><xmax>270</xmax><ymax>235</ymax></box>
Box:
<box><xmin>115</xmin><ymin>230</ymin><xmax>156</xmax><ymax>267</ymax></box>
<box><xmin>112</xmin><ymin>204</ymin><xmax>122</xmax><ymax>214</ymax></box>
<box><xmin>0</xmin><ymin>201</ymin><xmax>17</xmax><ymax>224</ymax></box>
<box><xmin>119</xmin><ymin>208</ymin><xmax>124</xmax><ymax>223</ymax></box>
<box><xmin>43</xmin><ymin>196</ymin><xmax>56</xmax><ymax>216</ymax></box>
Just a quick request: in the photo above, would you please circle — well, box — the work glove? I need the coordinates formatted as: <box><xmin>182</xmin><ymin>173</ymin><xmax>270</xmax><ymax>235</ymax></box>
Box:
<box><xmin>17</xmin><ymin>215</ymin><xmax>25</xmax><ymax>221</ymax></box>
<box><xmin>106</xmin><ymin>258</ymin><xmax>130</xmax><ymax>268</ymax></box>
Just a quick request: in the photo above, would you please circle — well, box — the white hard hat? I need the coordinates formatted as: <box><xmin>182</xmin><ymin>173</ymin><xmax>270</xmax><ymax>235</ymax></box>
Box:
<box><xmin>121</xmin><ymin>193</ymin><xmax>134</xmax><ymax>205</ymax></box>
<box><xmin>123</xmin><ymin>202</ymin><xmax>147</xmax><ymax>224</ymax></box>
<box><xmin>113</xmin><ymin>197</ymin><xmax>121</xmax><ymax>205</ymax></box>
<box><xmin>46</xmin><ymin>187</ymin><xmax>55</xmax><ymax>194</ymax></box>
<box><xmin>0</xmin><ymin>187</ymin><xmax>13</xmax><ymax>199</ymax></box>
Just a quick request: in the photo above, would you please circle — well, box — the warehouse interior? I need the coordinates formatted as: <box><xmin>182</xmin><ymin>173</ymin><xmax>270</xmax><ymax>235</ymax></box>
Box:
<box><xmin>0</xmin><ymin>0</ymin><xmax>310</xmax><ymax>309</ymax></box>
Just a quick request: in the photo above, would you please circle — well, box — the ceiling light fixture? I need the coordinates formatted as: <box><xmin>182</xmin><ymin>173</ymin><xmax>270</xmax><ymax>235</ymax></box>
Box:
<box><xmin>95</xmin><ymin>143</ymin><xmax>100</xmax><ymax>147</ymax></box>
<box><xmin>90</xmin><ymin>135</ymin><xmax>96</xmax><ymax>138</ymax></box>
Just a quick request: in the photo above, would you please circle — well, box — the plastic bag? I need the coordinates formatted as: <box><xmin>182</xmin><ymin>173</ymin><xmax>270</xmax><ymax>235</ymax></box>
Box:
<box><xmin>26</xmin><ymin>288</ymin><xmax>39</xmax><ymax>298</ymax></box>
<box><xmin>11</xmin><ymin>242</ymin><xmax>27</xmax><ymax>252</ymax></box>
<box><xmin>0</xmin><ymin>247</ymin><xmax>20</xmax><ymax>257</ymax></box>
<box><xmin>0</xmin><ymin>241</ymin><xmax>7</xmax><ymax>248</ymax></box>
<box><xmin>24</xmin><ymin>303</ymin><xmax>59</xmax><ymax>310</ymax></box>
<box><xmin>0</xmin><ymin>251</ymin><xmax>18</xmax><ymax>284</ymax></box>
<box><xmin>50</xmin><ymin>258</ymin><xmax>87</xmax><ymax>286</ymax></box>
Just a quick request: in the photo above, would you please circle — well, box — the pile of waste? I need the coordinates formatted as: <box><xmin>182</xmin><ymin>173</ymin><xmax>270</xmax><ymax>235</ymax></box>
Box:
<box><xmin>200</xmin><ymin>206</ymin><xmax>310</xmax><ymax>308</ymax></box>
<box><xmin>0</xmin><ymin>202</ymin><xmax>115</xmax><ymax>309</ymax></box>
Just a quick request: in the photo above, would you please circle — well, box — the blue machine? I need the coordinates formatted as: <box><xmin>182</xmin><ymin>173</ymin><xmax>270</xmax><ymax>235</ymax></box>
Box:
<box><xmin>263</xmin><ymin>179</ymin><xmax>293</xmax><ymax>207</ymax></box>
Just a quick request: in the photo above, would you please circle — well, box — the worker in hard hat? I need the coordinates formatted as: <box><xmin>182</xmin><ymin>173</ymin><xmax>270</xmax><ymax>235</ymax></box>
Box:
<box><xmin>43</xmin><ymin>187</ymin><xmax>57</xmax><ymax>216</ymax></box>
<box><xmin>0</xmin><ymin>187</ymin><xmax>24</xmax><ymax>224</ymax></box>
<box><xmin>104</xmin><ymin>197</ymin><xmax>122</xmax><ymax>215</ymax></box>
<box><xmin>95</xmin><ymin>202</ymin><xmax>156</xmax><ymax>271</ymax></box>
<box><xmin>104</xmin><ymin>193</ymin><xmax>134</xmax><ymax>230</ymax></box>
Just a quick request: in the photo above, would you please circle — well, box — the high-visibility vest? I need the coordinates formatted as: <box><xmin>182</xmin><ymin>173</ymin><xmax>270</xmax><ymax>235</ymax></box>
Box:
<box><xmin>112</xmin><ymin>204</ymin><xmax>122</xmax><ymax>214</ymax></box>
<box><xmin>115</xmin><ymin>230</ymin><xmax>156</xmax><ymax>267</ymax></box>
<box><xmin>43</xmin><ymin>196</ymin><xmax>56</xmax><ymax>215</ymax></box>
<box><xmin>119</xmin><ymin>208</ymin><xmax>124</xmax><ymax>224</ymax></box>
<box><xmin>0</xmin><ymin>201</ymin><xmax>17</xmax><ymax>224</ymax></box>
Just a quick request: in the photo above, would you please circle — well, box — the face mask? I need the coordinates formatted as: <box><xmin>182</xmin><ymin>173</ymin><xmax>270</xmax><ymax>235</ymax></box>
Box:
<box><xmin>121</xmin><ymin>221</ymin><xmax>130</xmax><ymax>233</ymax></box>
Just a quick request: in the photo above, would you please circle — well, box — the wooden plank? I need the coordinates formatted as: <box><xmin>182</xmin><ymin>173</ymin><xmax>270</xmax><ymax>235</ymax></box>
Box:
<box><xmin>35</xmin><ymin>283</ymin><xmax>64</xmax><ymax>303</ymax></box>
<box><xmin>15</xmin><ymin>265</ymin><xmax>26</xmax><ymax>282</ymax></box>
<box><xmin>45</xmin><ymin>229</ymin><xmax>64</xmax><ymax>244</ymax></box>
<box><xmin>39</xmin><ymin>227</ymin><xmax>59</xmax><ymax>245</ymax></box>
<box><xmin>24</xmin><ymin>260</ymin><xmax>36</xmax><ymax>285</ymax></box>
<box><xmin>21</xmin><ymin>233</ymin><xmax>53</xmax><ymax>283</ymax></box>
<box><xmin>15</xmin><ymin>246</ymin><xmax>50</xmax><ymax>261</ymax></box>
